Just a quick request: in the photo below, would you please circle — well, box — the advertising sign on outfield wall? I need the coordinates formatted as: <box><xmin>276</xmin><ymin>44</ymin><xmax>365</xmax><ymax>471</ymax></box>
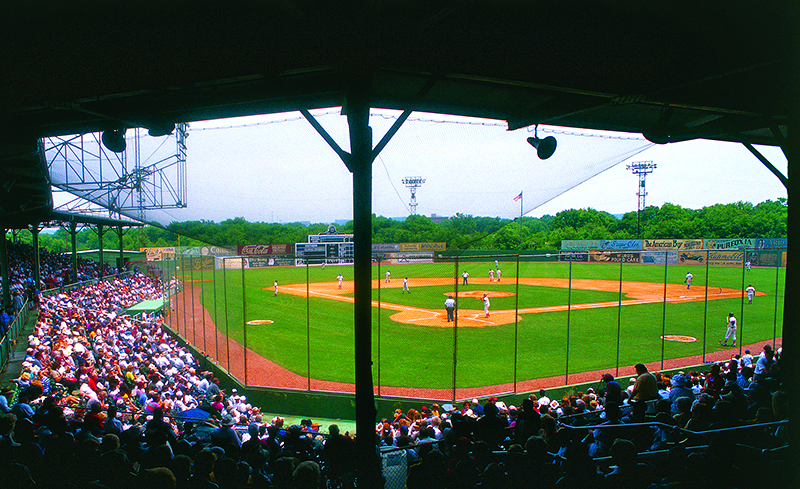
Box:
<box><xmin>372</xmin><ymin>243</ymin><xmax>400</xmax><ymax>252</ymax></box>
<box><xmin>247</xmin><ymin>256</ymin><xmax>295</xmax><ymax>268</ymax></box>
<box><xmin>677</xmin><ymin>251</ymin><xmax>707</xmax><ymax>265</ymax></box>
<box><xmin>141</xmin><ymin>247</ymin><xmax>176</xmax><ymax>261</ymax></box>
<box><xmin>704</xmin><ymin>238</ymin><xmax>755</xmax><ymax>250</ymax></box>
<box><xmin>643</xmin><ymin>239</ymin><xmax>704</xmax><ymax>250</ymax></box>
<box><xmin>420</xmin><ymin>242</ymin><xmax>447</xmax><ymax>251</ymax></box>
<box><xmin>561</xmin><ymin>240</ymin><xmax>601</xmax><ymax>251</ymax></box>
<box><xmin>708</xmin><ymin>250</ymin><xmax>745</xmax><ymax>267</ymax></box>
<box><xmin>640</xmin><ymin>251</ymin><xmax>680</xmax><ymax>265</ymax></box>
<box><xmin>588</xmin><ymin>251</ymin><xmax>641</xmax><ymax>263</ymax></box>
<box><xmin>745</xmin><ymin>250</ymin><xmax>782</xmax><ymax>267</ymax></box>
<box><xmin>216</xmin><ymin>257</ymin><xmax>246</xmax><ymax>269</ymax></box>
<box><xmin>237</xmin><ymin>244</ymin><xmax>291</xmax><ymax>255</ymax></box>
<box><xmin>382</xmin><ymin>252</ymin><xmax>434</xmax><ymax>264</ymax></box>
<box><xmin>190</xmin><ymin>256</ymin><xmax>215</xmax><ymax>271</ymax></box>
<box><xmin>599</xmin><ymin>239</ymin><xmax>642</xmax><ymax>251</ymax></box>
<box><xmin>558</xmin><ymin>251</ymin><xmax>589</xmax><ymax>262</ymax></box>
<box><xmin>753</xmin><ymin>238</ymin><xmax>787</xmax><ymax>249</ymax></box>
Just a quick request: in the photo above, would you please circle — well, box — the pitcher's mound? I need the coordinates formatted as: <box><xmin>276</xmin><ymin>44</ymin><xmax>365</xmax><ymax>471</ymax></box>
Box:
<box><xmin>391</xmin><ymin>309</ymin><xmax>521</xmax><ymax>327</ymax></box>
<box><xmin>661</xmin><ymin>335</ymin><xmax>697</xmax><ymax>342</ymax></box>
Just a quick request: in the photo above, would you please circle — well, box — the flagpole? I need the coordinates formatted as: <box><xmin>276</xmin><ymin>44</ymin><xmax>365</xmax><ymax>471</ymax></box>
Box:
<box><xmin>519</xmin><ymin>191</ymin><xmax>523</xmax><ymax>251</ymax></box>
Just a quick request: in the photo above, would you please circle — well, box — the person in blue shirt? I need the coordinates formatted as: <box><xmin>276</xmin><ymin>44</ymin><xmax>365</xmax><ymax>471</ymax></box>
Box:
<box><xmin>0</xmin><ymin>386</ymin><xmax>13</xmax><ymax>414</ymax></box>
<box><xmin>0</xmin><ymin>308</ymin><xmax>10</xmax><ymax>337</ymax></box>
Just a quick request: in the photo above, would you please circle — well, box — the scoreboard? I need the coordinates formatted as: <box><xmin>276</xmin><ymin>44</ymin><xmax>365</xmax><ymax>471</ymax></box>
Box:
<box><xmin>295</xmin><ymin>225</ymin><xmax>354</xmax><ymax>265</ymax></box>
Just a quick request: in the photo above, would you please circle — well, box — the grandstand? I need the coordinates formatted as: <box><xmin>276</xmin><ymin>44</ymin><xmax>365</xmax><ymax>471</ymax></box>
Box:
<box><xmin>0</xmin><ymin>3</ymin><xmax>796</xmax><ymax>487</ymax></box>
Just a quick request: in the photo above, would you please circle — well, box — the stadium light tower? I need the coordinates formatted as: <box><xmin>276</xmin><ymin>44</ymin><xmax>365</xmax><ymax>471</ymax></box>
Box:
<box><xmin>402</xmin><ymin>176</ymin><xmax>426</xmax><ymax>215</ymax></box>
<box><xmin>626</xmin><ymin>161</ymin><xmax>657</xmax><ymax>237</ymax></box>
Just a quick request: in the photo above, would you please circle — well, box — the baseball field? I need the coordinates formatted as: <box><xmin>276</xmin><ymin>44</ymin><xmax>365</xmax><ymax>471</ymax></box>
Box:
<box><xmin>168</xmin><ymin>258</ymin><xmax>784</xmax><ymax>398</ymax></box>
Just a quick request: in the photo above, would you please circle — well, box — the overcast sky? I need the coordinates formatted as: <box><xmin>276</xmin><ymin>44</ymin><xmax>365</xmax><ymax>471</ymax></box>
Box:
<box><xmin>53</xmin><ymin>109</ymin><xmax>788</xmax><ymax>225</ymax></box>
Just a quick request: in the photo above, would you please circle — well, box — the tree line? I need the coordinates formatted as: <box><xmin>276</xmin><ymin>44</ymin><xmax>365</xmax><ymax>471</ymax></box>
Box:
<box><xmin>6</xmin><ymin>199</ymin><xmax>787</xmax><ymax>253</ymax></box>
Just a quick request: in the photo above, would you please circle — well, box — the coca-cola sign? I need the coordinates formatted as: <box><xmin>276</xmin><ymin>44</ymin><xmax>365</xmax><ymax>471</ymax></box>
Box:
<box><xmin>237</xmin><ymin>244</ymin><xmax>291</xmax><ymax>255</ymax></box>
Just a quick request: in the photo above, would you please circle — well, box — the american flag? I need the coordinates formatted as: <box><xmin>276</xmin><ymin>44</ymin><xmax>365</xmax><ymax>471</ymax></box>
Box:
<box><xmin>513</xmin><ymin>192</ymin><xmax>522</xmax><ymax>202</ymax></box>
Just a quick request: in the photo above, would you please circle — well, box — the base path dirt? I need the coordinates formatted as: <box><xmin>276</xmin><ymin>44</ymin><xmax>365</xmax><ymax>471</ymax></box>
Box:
<box><xmin>277</xmin><ymin>277</ymin><xmax>763</xmax><ymax>327</ymax></box>
<box><xmin>168</xmin><ymin>279</ymin><xmax>777</xmax><ymax>402</ymax></box>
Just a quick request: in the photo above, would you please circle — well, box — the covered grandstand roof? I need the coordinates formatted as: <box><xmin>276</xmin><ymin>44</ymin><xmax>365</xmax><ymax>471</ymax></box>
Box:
<box><xmin>1</xmin><ymin>2</ymin><xmax>795</xmax><ymax>143</ymax></box>
<box><xmin>1</xmin><ymin>2</ymin><xmax>794</xmax><ymax>227</ymax></box>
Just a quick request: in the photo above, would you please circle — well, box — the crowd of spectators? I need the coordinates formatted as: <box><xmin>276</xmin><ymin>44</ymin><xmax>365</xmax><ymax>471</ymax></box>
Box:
<box><xmin>1</xmin><ymin>239</ymin><xmax>113</xmax><ymax>308</ymax></box>
<box><xmin>0</xmin><ymin>239</ymin><xmax>789</xmax><ymax>488</ymax></box>
<box><xmin>1</xmin><ymin>260</ymin><xmax>346</xmax><ymax>489</ymax></box>
<box><xmin>376</xmin><ymin>355</ymin><xmax>787</xmax><ymax>488</ymax></box>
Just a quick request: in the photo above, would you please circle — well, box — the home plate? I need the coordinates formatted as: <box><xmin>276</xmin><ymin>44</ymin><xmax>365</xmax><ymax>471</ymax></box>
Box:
<box><xmin>247</xmin><ymin>320</ymin><xmax>274</xmax><ymax>325</ymax></box>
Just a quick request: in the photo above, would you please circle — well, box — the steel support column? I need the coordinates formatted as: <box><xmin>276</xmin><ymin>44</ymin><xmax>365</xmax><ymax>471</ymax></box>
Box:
<box><xmin>346</xmin><ymin>81</ymin><xmax>381</xmax><ymax>486</ymax></box>
<box><xmin>118</xmin><ymin>226</ymin><xmax>124</xmax><ymax>268</ymax></box>
<box><xmin>781</xmin><ymin>122</ymin><xmax>798</xmax><ymax>483</ymax></box>
<box><xmin>98</xmin><ymin>224</ymin><xmax>104</xmax><ymax>277</ymax></box>
<box><xmin>70</xmin><ymin>221</ymin><xmax>78</xmax><ymax>284</ymax></box>
<box><xmin>31</xmin><ymin>225</ymin><xmax>41</xmax><ymax>292</ymax></box>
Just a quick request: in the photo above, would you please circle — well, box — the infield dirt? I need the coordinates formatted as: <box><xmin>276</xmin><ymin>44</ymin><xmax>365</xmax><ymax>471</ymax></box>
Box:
<box><xmin>169</xmin><ymin>278</ymin><xmax>772</xmax><ymax>401</ymax></box>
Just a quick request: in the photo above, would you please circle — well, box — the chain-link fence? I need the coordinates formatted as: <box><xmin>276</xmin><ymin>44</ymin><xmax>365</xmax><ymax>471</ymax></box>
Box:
<box><xmin>157</xmin><ymin>249</ymin><xmax>785</xmax><ymax>401</ymax></box>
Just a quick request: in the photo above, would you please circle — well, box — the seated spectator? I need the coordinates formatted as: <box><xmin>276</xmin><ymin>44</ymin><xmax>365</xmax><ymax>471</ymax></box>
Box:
<box><xmin>0</xmin><ymin>386</ymin><xmax>14</xmax><ymax>414</ymax></box>
<box><xmin>604</xmin><ymin>438</ymin><xmax>653</xmax><ymax>489</ymax></box>
<box><xmin>210</xmin><ymin>415</ymin><xmax>242</xmax><ymax>460</ymax></box>
<box><xmin>668</xmin><ymin>373</ymin><xmax>695</xmax><ymax>415</ymax></box>
<box><xmin>631</xmin><ymin>363</ymin><xmax>659</xmax><ymax>403</ymax></box>
<box><xmin>583</xmin><ymin>401</ymin><xmax>622</xmax><ymax>457</ymax></box>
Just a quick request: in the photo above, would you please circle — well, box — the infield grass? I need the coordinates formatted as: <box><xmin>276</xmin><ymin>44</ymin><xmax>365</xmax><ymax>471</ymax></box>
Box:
<box><xmin>186</xmin><ymin>260</ymin><xmax>784</xmax><ymax>389</ymax></box>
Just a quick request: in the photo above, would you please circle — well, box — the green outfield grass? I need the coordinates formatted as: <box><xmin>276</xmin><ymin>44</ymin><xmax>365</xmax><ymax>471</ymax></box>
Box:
<box><xmin>183</xmin><ymin>259</ymin><xmax>784</xmax><ymax>389</ymax></box>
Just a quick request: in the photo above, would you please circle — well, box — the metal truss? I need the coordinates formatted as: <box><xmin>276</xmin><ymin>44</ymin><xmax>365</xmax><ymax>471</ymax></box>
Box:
<box><xmin>43</xmin><ymin>124</ymin><xmax>188</xmax><ymax>222</ymax></box>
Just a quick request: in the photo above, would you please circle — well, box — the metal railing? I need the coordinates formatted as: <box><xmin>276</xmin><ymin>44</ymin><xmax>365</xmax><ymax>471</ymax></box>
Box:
<box><xmin>377</xmin><ymin>419</ymin><xmax>788</xmax><ymax>489</ymax></box>
<box><xmin>41</xmin><ymin>269</ymin><xmax>136</xmax><ymax>297</ymax></box>
<box><xmin>157</xmin><ymin>249</ymin><xmax>785</xmax><ymax>401</ymax></box>
<box><xmin>0</xmin><ymin>297</ymin><xmax>29</xmax><ymax>372</ymax></box>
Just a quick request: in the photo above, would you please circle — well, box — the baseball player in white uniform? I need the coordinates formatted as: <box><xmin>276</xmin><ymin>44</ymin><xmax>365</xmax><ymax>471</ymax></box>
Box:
<box><xmin>745</xmin><ymin>260</ymin><xmax>751</xmax><ymax>271</ymax></box>
<box><xmin>444</xmin><ymin>295</ymin><xmax>456</xmax><ymax>322</ymax></box>
<box><xmin>402</xmin><ymin>277</ymin><xmax>410</xmax><ymax>294</ymax></box>
<box><xmin>496</xmin><ymin>268</ymin><xmax>501</xmax><ymax>281</ymax></box>
<box><xmin>462</xmin><ymin>271</ymin><xmax>469</xmax><ymax>285</ymax></box>
<box><xmin>746</xmin><ymin>284</ymin><xmax>755</xmax><ymax>304</ymax></box>
<box><xmin>483</xmin><ymin>293</ymin><xmax>490</xmax><ymax>317</ymax></box>
<box><xmin>274</xmin><ymin>281</ymin><xmax>278</xmax><ymax>296</ymax></box>
<box><xmin>337</xmin><ymin>274</ymin><xmax>343</xmax><ymax>289</ymax></box>
<box><xmin>489</xmin><ymin>269</ymin><xmax>495</xmax><ymax>282</ymax></box>
<box><xmin>721</xmin><ymin>312</ymin><xmax>737</xmax><ymax>346</ymax></box>
<box><xmin>385</xmin><ymin>271</ymin><xmax>391</xmax><ymax>283</ymax></box>
<box><xmin>685</xmin><ymin>272</ymin><xmax>693</xmax><ymax>289</ymax></box>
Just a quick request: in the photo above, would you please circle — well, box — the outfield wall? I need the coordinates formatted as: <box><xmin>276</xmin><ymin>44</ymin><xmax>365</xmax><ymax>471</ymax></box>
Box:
<box><xmin>155</xmin><ymin>250</ymin><xmax>785</xmax><ymax>404</ymax></box>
